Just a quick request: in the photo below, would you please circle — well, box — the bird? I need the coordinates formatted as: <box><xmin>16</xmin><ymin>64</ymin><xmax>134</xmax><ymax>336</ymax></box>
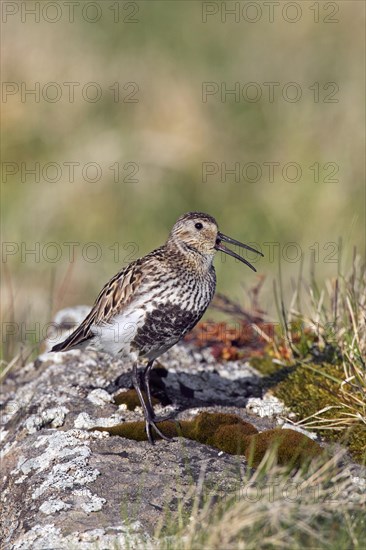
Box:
<box><xmin>51</xmin><ymin>212</ymin><xmax>263</xmax><ymax>443</ymax></box>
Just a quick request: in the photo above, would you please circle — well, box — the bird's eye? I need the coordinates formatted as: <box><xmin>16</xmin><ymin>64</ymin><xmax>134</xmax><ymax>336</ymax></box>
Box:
<box><xmin>195</xmin><ymin>222</ymin><xmax>203</xmax><ymax>230</ymax></box>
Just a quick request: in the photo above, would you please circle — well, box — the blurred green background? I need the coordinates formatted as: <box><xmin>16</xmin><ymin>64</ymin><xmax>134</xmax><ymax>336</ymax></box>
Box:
<box><xmin>1</xmin><ymin>1</ymin><xmax>365</xmax><ymax>340</ymax></box>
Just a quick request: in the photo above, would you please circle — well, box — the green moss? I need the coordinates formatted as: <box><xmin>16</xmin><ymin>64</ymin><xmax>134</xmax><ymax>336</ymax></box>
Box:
<box><xmin>338</xmin><ymin>424</ymin><xmax>366</xmax><ymax>464</ymax></box>
<box><xmin>91</xmin><ymin>412</ymin><xmax>322</xmax><ymax>468</ymax></box>
<box><xmin>245</xmin><ymin>429</ymin><xmax>322</xmax><ymax>468</ymax></box>
<box><xmin>213</xmin><ymin>424</ymin><xmax>253</xmax><ymax>455</ymax></box>
<box><xmin>178</xmin><ymin>420</ymin><xmax>196</xmax><ymax>439</ymax></box>
<box><xmin>190</xmin><ymin>412</ymin><xmax>252</xmax><ymax>445</ymax></box>
<box><xmin>114</xmin><ymin>389</ymin><xmax>160</xmax><ymax>411</ymax></box>
<box><xmin>250</xmin><ymin>354</ymin><xmax>279</xmax><ymax>376</ymax></box>
<box><xmin>273</xmin><ymin>363</ymin><xmax>366</xmax><ymax>463</ymax></box>
<box><xmin>275</xmin><ymin>363</ymin><xmax>341</xmax><ymax>415</ymax></box>
<box><xmin>93</xmin><ymin>420</ymin><xmax>179</xmax><ymax>441</ymax></box>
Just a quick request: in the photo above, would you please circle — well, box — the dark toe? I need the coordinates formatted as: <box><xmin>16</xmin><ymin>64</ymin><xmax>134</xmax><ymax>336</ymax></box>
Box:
<box><xmin>145</xmin><ymin>419</ymin><xmax>173</xmax><ymax>443</ymax></box>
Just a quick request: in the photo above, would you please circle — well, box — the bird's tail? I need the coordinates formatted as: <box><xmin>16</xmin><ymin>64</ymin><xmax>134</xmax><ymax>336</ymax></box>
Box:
<box><xmin>51</xmin><ymin>338</ymin><xmax>72</xmax><ymax>352</ymax></box>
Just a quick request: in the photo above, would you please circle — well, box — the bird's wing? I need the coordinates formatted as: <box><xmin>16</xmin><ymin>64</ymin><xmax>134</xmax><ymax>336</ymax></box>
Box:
<box><xmin>51</xmin><ymin>259</ymin><xmax>145</xmax><ymax>351</ymax></box>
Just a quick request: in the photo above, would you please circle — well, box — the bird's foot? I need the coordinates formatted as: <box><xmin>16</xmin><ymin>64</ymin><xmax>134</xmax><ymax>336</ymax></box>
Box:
<box><xmin>145</xmin><ymin>417</ymin><xmax>173</xmax><ymax>444</ymax></box>
<box><xmin>133</xmin><ymin>361</ymin><xmax>176</xmax><ymax>444</ymax></box>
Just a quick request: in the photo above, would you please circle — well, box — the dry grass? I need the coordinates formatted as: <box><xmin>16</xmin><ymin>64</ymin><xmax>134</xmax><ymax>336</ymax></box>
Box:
<box><xmin>275</xmin><ymin>255</ymin><xmax>366</xmax><ymax>451</ymax></box>
<box><xmin>154</xmin><ymin>450</ymin><xmax>365</xmax><ymax>550</ymax></box>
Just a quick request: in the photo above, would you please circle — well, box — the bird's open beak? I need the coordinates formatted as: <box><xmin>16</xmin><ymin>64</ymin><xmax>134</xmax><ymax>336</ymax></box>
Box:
<box><xmin>214</xmin><ymin>232</ymin><xmax>264</xmax><ymax>272</ymax></box>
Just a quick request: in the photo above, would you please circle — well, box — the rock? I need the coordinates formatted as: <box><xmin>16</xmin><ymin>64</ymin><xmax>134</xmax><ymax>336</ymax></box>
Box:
<box><xmin>87</xmin><ymin>388</ymin><xmax>113</xmax><ymax>406</ymax></box>
<box><xmin>246</xmin><ymin>395</ymin><xmax>288</xmax><ymax>418</ymax></box>
<box><xmin>24</xmin><ymin>406</ymin><xmax>69</xmax><ymax>434</ymax></box>
<box><xmin>2</xmin><ymin>309</ymin><xmax>364</xmax><ymax>548</ymax></box>
<box><xmin>0</xmin><ymin>321</ymin><xmax>266</xmax><ymax>549</ymax></box>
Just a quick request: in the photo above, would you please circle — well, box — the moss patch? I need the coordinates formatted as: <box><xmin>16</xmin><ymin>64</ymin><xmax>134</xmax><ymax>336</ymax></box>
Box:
<box><xmin>245</xmin><ymin>429</ymin><xmax>322</xmax><ymax>468</ymax></box>
<box><xmin>250</xmin><ymin>353</ymin><xmax>279</xmax><ymax>376</ymax></box>
<box><xmin>213</xmin><ymin>424</ymin><xmax>252</xmax><ymax>455</ymax></box>
<box><xmin>273</xmin><ymin>363</ymin><xmax>366</xmax><ymax>463</ymax></box>
<box><xmin>190</xmin><ymin>412</ymin><xmax>257</xmax><ymax>446</ymax></box>
<box><xmin>114</xmin><ymin>389</ymin><xmax>160</xmax><ymax>411</ymax></box>
<box><xmin>275</xmin><ymin>363</ymin><xmax>342</xmax><ymax>415</ymax></box>
<box><xmin>91</xmin><ymin>412</ymin><xmax>323</xmax><ymax>468</ymax></box>
<box><xmin>94</xmin><ymin>419</ymin><xmax>180</xmax><ymax>441</ymax></box>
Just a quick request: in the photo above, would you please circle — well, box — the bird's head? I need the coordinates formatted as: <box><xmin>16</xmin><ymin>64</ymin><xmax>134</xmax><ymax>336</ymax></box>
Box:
<box><xmin>168</xmin><ymin>211</ymin><xmax>263</xmax><ymax>271</ymax></box>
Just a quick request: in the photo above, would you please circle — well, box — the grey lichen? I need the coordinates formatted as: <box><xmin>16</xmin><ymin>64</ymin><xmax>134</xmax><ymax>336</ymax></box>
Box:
<box><xmin>11</xmin><ymin>429</ymin><xmax>102</xmax><ymax>501</ymax></box>
<box><xmin>39</xmin><ymin>499</ymin><xmax>72</xmax><ymax>515</ymax></box>
<box><xmin>12</xmin><ymin>523</ymin><xmax>149</xmax><ymax>550</ymax></box>
<box><xmin>25</xmin><ymin>406</ymin><xmax>69</xmax><ymax>434</ymax></box>
<box><xmin>74</xmin><ymin>411</ymin><xmax>125</xmax><ymax>430</ymax></box>
<box><xmin>87</xmin><ymin>388</ymin><xmax>113</xmax><ymax>406</ymax></box>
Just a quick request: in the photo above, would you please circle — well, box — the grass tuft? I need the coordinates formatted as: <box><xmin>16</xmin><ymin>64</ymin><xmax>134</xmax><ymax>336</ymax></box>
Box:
<box><xmin>154</xmin><ymin>451</ymin><xmax>365</xmax><ymax>550</ymax></box>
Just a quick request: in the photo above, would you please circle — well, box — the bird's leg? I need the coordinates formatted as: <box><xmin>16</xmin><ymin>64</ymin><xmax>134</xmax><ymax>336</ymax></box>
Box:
<box><xmin>132</xmin><ymin>363</ymin><xmax>171</xmax><ymax>444</ymax></box>
<box><xmin>142</xmin><ymin>360</ymin><xmax>156</xmax><ymax>416</ymax></box>
<box><xmin>143</xmin><ymin>360</ymin><xmax>176</xmax><ymax>423</ymax></box>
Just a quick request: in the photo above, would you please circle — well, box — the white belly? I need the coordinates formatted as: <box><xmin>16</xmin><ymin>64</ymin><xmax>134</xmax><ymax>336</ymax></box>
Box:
<box><xmin>90</xmin><ymin>306</ymin><xmax>145</xmax><ymax>359</ymax></box>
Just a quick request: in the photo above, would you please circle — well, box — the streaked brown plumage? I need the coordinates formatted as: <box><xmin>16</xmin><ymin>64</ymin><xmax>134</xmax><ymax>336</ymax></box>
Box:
<box><xmin>52</xmin><ymin>212</ymin><xmax>263</xmax><ymax>443</ymax></box>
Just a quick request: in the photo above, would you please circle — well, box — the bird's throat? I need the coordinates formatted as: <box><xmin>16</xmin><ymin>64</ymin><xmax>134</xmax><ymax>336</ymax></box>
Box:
<box><xmin>167</xmin><ymin>239</ymin><xmax>214</xmax><ymax>274</ymax></box>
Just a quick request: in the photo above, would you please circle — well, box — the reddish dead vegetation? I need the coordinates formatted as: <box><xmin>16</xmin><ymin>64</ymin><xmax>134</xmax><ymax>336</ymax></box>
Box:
<box><xmin>185</xmin><ymin>279</ymin><xmax>318</xmax><ymax>362</ymax></box>
<box><xmin>185</xmin><ymin>279</ymin><xmax>276</xmax><ymax>361</ymax></box>
<box><xmin>184</xmin><ymin>318</ymin><xmax>275</xmax><ymax>361</ymax></box>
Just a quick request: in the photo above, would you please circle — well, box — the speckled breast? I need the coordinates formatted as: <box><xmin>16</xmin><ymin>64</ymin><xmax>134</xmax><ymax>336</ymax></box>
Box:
<box><xmin>131</xmin><ymin>267</ymin><xmax>216</xmax><ymax>359</ymax></box>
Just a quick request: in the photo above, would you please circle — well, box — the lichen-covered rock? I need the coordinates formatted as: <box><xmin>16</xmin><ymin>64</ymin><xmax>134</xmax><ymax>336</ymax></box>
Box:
<box><xmin>0</xmin><ymin>329</ymin><xmax>266</xmax><ymax>549</ymax></box>
<box><xmin>1</xmin><ymin>309</ymin><xmax>364</xmax><ymax>548</ymax></box>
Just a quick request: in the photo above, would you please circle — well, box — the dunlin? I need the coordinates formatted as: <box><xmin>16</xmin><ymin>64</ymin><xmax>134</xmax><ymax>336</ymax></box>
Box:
<box><xmin>52</xmin><ymin>212</ymin><xmax>263</xmax><ymax>443</ymax></box>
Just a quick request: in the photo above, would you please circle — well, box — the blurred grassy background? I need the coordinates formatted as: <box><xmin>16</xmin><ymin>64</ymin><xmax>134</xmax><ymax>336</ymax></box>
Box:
<box><xmin>1</xmin><ymin>1</ymin><xmax>365</xmax><ymax>347</ymax></box>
